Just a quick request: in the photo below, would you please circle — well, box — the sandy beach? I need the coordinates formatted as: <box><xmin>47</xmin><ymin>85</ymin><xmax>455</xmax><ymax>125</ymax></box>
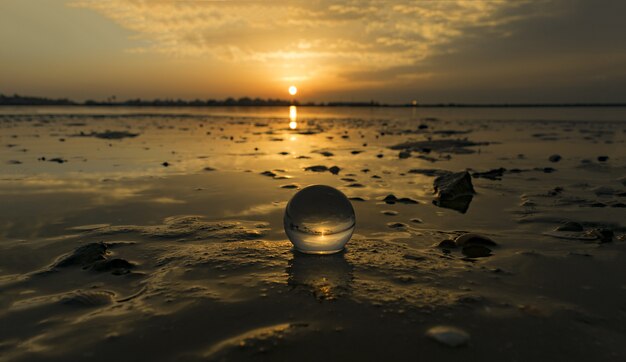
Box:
<box><xmin>0</xmin><ymin>106</ymin><xmax>625</xmax><ymax>360</ymax></box>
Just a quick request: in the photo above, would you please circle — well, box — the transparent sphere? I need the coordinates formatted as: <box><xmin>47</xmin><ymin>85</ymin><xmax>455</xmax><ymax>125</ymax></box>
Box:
<box><xmin>284</xmin><ymin>185</ymin><xmax>356</xmax><ymax>254</ymax></box>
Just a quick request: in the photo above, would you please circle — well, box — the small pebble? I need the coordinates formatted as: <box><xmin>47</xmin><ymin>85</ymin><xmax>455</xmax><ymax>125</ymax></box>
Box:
<box><xmin>425</xmin><ymin>326</ymin><xmax>470</xmax><ymax>347</ymax></box>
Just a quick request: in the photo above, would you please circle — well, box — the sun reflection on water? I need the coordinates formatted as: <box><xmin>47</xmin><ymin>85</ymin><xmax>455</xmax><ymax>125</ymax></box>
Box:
<box><xmin>289</xmin><ymin>105</ymin><xmax>297</xmax><ymax>129</ymax></box>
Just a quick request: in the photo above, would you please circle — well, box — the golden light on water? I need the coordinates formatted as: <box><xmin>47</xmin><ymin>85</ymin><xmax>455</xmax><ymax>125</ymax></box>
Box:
<box><xmin>289</xmin><ymin>105</ymin><xmax>297</xmax><ymax>129</ymax></box>
<box><xmin>288</xmin><ymin>85</ymin><xmax>298</xmax><ymax>96</ymax></box>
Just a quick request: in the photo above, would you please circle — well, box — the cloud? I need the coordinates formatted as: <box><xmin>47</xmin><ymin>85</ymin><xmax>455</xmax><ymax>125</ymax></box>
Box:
<box><xmin>69</xmin><ymin>0</ymin><xmax>535</xmax><ymax>85</ymax></box>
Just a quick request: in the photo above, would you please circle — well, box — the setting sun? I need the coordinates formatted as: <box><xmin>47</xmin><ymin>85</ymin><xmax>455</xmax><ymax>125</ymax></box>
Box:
<box><xmin>288</xmin><ymin>85</ymin><xmax>297</xmax><ymax>96</ymax></box>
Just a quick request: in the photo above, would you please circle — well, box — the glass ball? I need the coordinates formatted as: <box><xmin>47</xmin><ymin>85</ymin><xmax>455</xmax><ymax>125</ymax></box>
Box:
<box><xmin>284</xmin><ymin>185</ymin><xmax>356</xmax><ymax>254</ymax></box>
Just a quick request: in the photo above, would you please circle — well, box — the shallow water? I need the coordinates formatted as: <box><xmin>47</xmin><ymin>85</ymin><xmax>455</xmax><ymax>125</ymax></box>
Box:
<box><xmin>1</xmin><ymin>106</ymin><xmax>625</xmax><ymax>361</ymax></box>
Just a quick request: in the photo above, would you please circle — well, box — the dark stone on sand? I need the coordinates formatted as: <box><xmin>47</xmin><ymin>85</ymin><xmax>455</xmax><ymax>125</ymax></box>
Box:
<box><xmin>319</xmin><ymin>151</ymin><xmax>334</xmax><ymax>157</ymax></box>
<box><xmin>91</xmin><ymin>258</ymin><xmax>136</xmax><ymax>275</ymax></box>
<box><xmin>278</xmin><ymin>152</ymin><xmax>289</xmax><ymax>155</ymax></box>
<box><xmin>376</xmin><ymin>153</ymin><xmax>384</xmax><ymax>158</ymax></box>
<box><xmin>347</xmin><ymin>183</ymin><xmax>364</xmax><ymax>188</ymax></box>
<box><xmin>438</xmin><ymin>239</ymin><xmax>457</xmax><ymax>249</ymax></box>
<box><xmin>549</xmin><ymin>154</ymin><xmax>562</xmax><ymax>162</ymax></box>
<box><xmin>261</xmin><ymin>170</ymin><xmax>277</xmax><ymax>177</ymax></box>
<box><xmin>398</xmin><ymin>151</ymin><xmax>411</xmax><ymax>159</ymax></box>
<box><xmin>426</xmin><ymin>326</ymin><xmax>470</xmax><ymax>347</ymax></box>
<box><xmin>162</xmin><ymin>161</ymin><xmax>170</xmax><ymax>167</ymax></box>
<box><xmin>349</xmin><ymin>197</ymin><xmax>366</xmax><ymax>202</ymax></box>
<box><xmin>535</xmin><ymin>167</ymin><xmax>556</xmax><ymax>173</ymax></box>
<box><xmin>73</xmin><ymin>130</ymin><xmax>139</xmax><ymax>140</ymax></box>
<box><xmin>305</xmin><ymin>165</ymin><xmax>328</xmax><ymax>172</ymax></box>
<box><xmin>281</xmin><ymin>184</ymin><xmax>299</xmax><ymax>189</ymax></box>
<box><xmin>454</xmin><ymin>233</ymin><xmax>497</xmax><ymax>247</ymax></box>
<box><xmin>472</xmin><ymin>168</ymin><xmax>506</xmax><ymax>180</ymax></box>
<box><xmin>54</xmin><ymin>242</ymin><xmax>108</xmax><ymax>268</ymax></box>
<box><xmin>382</xmin><ymin>210</ymin><xmax>398</xmax><ymax>216</ymax></box>
<box><xmin>408</xmin><ymin>168</ymin><xmax>452</xmax><ymax>177</ymax></box>
<box><xmin>8</xmin><ymin>160</ymin><xmax>22</xmax><ymax>165</ymax></box>
<box><xmin>462</xmin><ymin>245</ymin><xmax>492</xmax><ymax>258</ymax></box>
<box><xmin>390</xmin><ymin>139</ymin><xmax>488</xmax><ymax>154</ymax></box>
<box><xmin>49</xmin><ymin>157</ymin><xmax>67</xmax><ymax>164</ymax></box>
<box><xmin>329</xmin><ymin>166</ymin><xmax>341</xmax><ymax>175</ymax></box>
<box><xmin>591</xmin><ymin>228</ymin><xmax>614</xmax><ymax>243</ymax></box>
<box><xmin>432</xmin><ymin>171</ymin><xmax>476</xmax><ymax>213</ymax></box>
<box><xmin>203</xmin><ymin>167</ymin><xmax>216</xmax><ymax>171</ymax></box>
<box><xmin>556</xmin><ymin>221</ymin><xmax>584</xmax><ymax>232</ymax></box>
<box><xmin>383</xmin><ymin>194</ymin><xmax>418</xmax><ymax>205</ymax></box>
<box><xmin>597</xmin><ymin>156</ymin><xmax>609</xmax><ymax>162</ymax></box>
<box><xmin>351</xmin><ymin>150</ymin><xmax>363</xmax><ymax>155</ymax></box>
<box><xmin>410</xmin><ymin>218</ymin><xmax>423</xmax><ymax>223</ymax></box>
<box><xmin>387</xmin><ymin>222</ymin><xmax>407</xmax><ymax>229</ymax></box>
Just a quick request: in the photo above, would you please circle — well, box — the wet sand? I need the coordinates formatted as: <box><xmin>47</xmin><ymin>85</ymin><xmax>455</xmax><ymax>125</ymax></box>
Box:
<box><xmin>1</xmin><ymin>106</ymin><xmax>625</xmax><ymax>361</ymax></box>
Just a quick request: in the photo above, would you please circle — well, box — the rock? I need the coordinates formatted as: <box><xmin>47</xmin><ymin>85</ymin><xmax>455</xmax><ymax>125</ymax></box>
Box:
<box><xmin>319</xmin><ymin>151</ymin><xmax>334</xmax><ymax>157</ymax></box>
<box><xmin>260</xmin><ymin>170</ymin><xmax>277</xmax><ymax>177</ymax></box>
<box><xmin>387</xmin><ymin>222</ymin><xmax>407</xmax><ymax>229</ymax></box>
<box><xmin>432</xmin><ymin>171</ymin><xmax>475</xmax><ymax>213</ymax></box>
<box><xmin>589</xmin><ymin>228</ymin><xmax>614</xmax><ymax>243</ymax></box>
<box><xmin>54</xmin><ymin>242</ymin><xmax>108</xmax><ymax>268</ymax></box>
<box><xmin>281</xmin><ymin>184</ymin><xmax>299</xmax><ymax>189</ymax></box>
<box><xmin>162</xmin><ymin>161</ymin><xmax>170</xmax><ymax>167</ymax></box>
<box><xmin>329</xmin><ymin>166</ymin><xmax>341</xmax><ymax>175</ymax></box>
<box><xmin>462</xmin><ymin>245</ymin><xmax>492</xmax><ymax>258</ymax></box>
<box><xmin>92</xmin><ymin>258</ymin><xmax>136</xmax><ymax>275</ymax></box>
<box><xmin>472</xmin><ymin>168</ymin><xmax>506</xmax><ymax>180</ymax></box>
<box><xmin>383</xmin><ymin>194</ymin><xmax>398</xmax><ymax>204</ymax></box>
<box><xmin>454</xmin><ymin>233</ymin><xmax>497</xmax><ymax>247</ymax></box>
<box><xmin>437</xmin><ymin>240</ymin><xmax>457</xmax><ymax>249</ymax></box>
<box><xmin>597</xmin><ymin>156</ymin><xmax>609</xmax><ymax>162</ymax></box>
<box><xmin>391</xmin><ymin>139</ymin><xmax>488</xmax><ymax>154</ymax></box>
<box><xmin>408</xmin><ymin>168</ymin><xmax>452</xmax><ymax>177</ymax></box>
<box><xmin>425</xmin><ymin>326</ymin><xmax>470</xmax><ymax>347</ymax></box>
<box><xmin>203</xmin><ymin>167</ymin><xmax>216</xmax><ymax>171</ymax></box>
<box><xmin>48</xmin><ymin>157</ymin><xmax>67</xmax><ymax>164</ymax></box>
<box><xmin>556</xmin><ymin>221</ymin><xmax>584</xmax><ymax>232</ymax></box>
<box><xmin>381</xmin><ymin>210</ymin><xmax>398</xmax><ymax>216</ymax></box>
<box><xmin>398</xmin><ymin>151</ymin><xmax>411</xmax><ymax>159</ymax></box>
<box><xmin>410</xmin><ymin>218</ymin><xmax>423</xmax><ymax>224</ymax></box>
<box><xmin>549</xmin><ymin>154</ymin><xmax>562</xmax><ymax>162</ymax></box>
<box><xmin>73</xmin><ymin>131</ymin><xmax>139</xmax><ymax>140</ymax></box>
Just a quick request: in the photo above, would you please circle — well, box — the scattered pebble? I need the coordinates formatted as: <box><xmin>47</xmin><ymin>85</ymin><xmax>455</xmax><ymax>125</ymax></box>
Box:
<box><xmin>425</xmin><ymin>326</ymin><xmax>470</xmax><ymax>347</ymax></box>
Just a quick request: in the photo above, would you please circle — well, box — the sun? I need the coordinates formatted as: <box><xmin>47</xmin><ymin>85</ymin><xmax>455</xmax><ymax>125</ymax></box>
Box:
<box><xmin>288</xmin><ymin>85</ymin><xmax>298</xmax><ymax>96</ymax></box>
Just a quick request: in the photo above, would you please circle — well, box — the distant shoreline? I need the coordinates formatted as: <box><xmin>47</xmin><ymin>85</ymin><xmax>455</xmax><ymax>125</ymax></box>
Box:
<box><xmin>1</xmin><ymin>94</ymin><xmax>624</xmax><ymax>108</ymax></box>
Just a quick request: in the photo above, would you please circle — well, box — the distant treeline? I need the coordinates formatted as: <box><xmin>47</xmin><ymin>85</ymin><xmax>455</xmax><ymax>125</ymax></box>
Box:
<box><xmin>0</xmin><ymin>93</ymin><xmax>624</xmax><ymax>108</ymax></box>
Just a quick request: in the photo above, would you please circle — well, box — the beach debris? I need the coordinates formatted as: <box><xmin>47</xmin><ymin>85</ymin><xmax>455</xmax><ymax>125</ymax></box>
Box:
<box><xmin>432</xmin><ymin>171</ymin><xmax>475</xmax><ymax>213</ymax></box>
<box><xmin>426</xmin><ymin>326</ymin><xmax>470</xmax><ymax>347</ymax></box>
<box><xmin>549</xmin><ymin>154</ymin><xmax>562</xmax><ymax>162</ymax></box>
<box><xmin>472</xmin><ymin>167</ymin><xmax>506</xmax><ymax>180</ymax></box>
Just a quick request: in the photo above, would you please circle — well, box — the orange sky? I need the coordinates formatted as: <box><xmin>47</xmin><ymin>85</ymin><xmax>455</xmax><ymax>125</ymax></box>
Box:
<box><xmin>1</xmin><ymin>0</ymin><xmax>625</xmax><ymax>103</ymax></box>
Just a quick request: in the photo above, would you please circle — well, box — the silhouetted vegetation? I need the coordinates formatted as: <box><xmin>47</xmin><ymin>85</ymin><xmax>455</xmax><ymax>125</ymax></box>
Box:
<box><xmin>1</xmin><ymin>93</ymin><xmax>624</xmax><ymax>107</ymax></box>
